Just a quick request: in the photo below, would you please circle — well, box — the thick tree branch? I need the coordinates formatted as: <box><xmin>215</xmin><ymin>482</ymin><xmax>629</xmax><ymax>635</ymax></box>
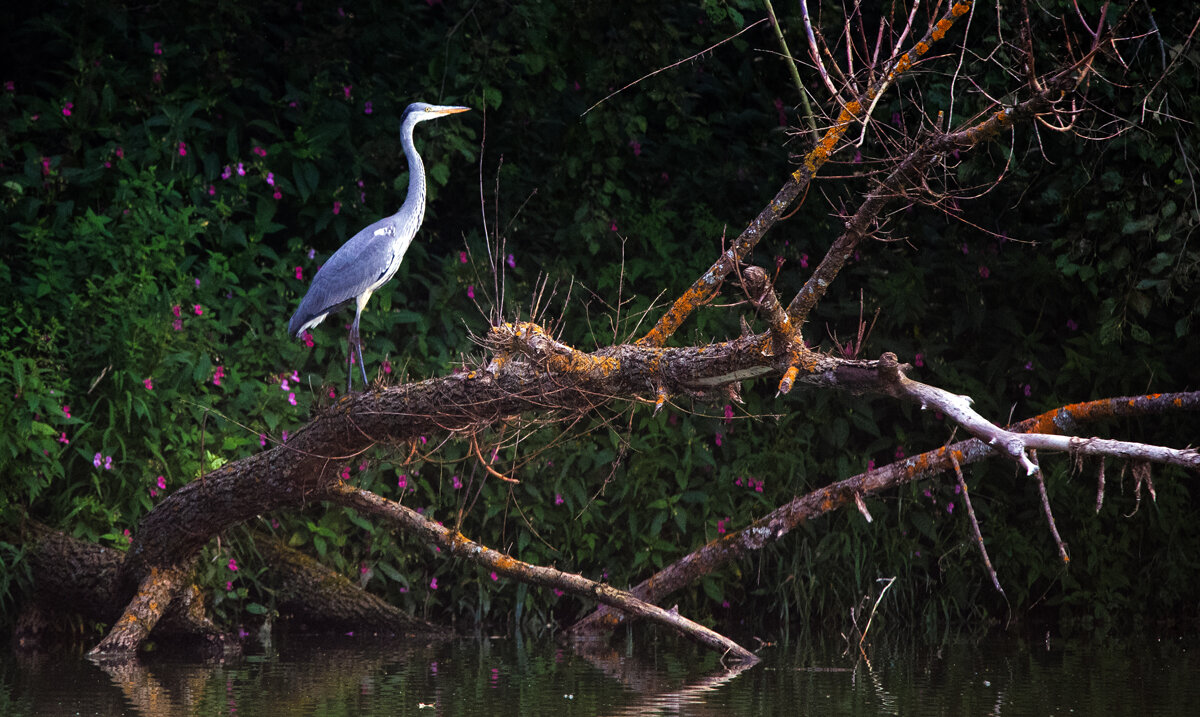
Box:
<box><xmin>570</xmin><ymin>391</ymin><xmax>1200</xmax><ymax>635</ymax></box>
<box><xmin>328</xmin><ymin>484</ymin><xmax>759</xmax><ymax>663</ymax></box>
<box><xmin>636</xmin><ymin>2</ymin><xmax>975</xmax><ymax>348</ymax></box>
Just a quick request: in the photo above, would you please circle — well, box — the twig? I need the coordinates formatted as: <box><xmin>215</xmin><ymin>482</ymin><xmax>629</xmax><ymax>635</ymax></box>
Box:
<box><xmin>1031</xmin><ymin>450</ymin><xmax>1070</xmax><ymax>564</ymax></box>
<box><xmin>582</xmin><ymin>19</ymin><xmax>769</xmax><ymax>116</ymax></box>
<box><xmin>949</xmin><ymin>449</ymin><xmax>1005</xmax><ymax>596</ymax></box>
<box><xmin>763</xmin><ymin>0</ymin><xmax>816</xmax><ymax>132</ymax></box>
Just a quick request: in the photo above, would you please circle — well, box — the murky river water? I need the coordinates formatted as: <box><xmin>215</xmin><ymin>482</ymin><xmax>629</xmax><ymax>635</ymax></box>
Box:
<box><xmin>2</xmin><ymin>628</ymin><xmax>1196</xmax><ymax>715</ymax></box>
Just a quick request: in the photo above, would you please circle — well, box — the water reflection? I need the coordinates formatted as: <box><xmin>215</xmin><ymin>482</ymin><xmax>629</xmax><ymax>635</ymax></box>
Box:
<box><xmin>2</xmin><ymin>630</ymin><xmax>1197</xmax><ymax>716</ymax></box>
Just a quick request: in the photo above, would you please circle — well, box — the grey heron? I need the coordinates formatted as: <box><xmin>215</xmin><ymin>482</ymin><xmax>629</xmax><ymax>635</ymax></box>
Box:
<box><xmin>288</xmin><ymin>102</ymin><xmax>470</xmax><ymax>394</ymax></box>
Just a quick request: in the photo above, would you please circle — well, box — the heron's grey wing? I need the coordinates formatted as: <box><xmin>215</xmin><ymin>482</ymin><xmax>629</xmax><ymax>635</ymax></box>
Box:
<box><xmin>287</xmin><ymin>217</ymin><xmax>406</xmax><ymax>336</ymax></box>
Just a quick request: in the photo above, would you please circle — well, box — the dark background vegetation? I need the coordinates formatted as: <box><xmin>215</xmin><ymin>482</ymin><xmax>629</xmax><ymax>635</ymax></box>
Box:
<box><xmin>2</xmin><ymin>0</ymin><xmax>1197</xmax><ymax>639</ymax></box>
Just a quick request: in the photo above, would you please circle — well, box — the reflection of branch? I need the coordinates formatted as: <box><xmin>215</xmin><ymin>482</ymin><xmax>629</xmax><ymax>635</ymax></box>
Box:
<box><xmin>570</xmin><ymin>391</ymin><xmax>1200</xmax><ymax>635</ymax></box>
<box><xmin>330</xmin><ymin>484</ymin><xmax>760</xmax><ymax>664</ymax></box>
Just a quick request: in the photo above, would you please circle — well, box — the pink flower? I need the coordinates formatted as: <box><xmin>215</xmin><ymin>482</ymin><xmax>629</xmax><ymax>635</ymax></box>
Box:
<box><xmin>172</xmin><ymin>318</ymin><xmax>183</xmax><ymax>331</ymax></box>
<box><xmin>62</xmin><ymin>102</ymin><xmax>73</xmax><ymax>116</ymax></box>
<box><xmin>207</xmin><ymin>185</ymin><xmax>215</xmax><ymax>196</ymax></box>
<box><xmin>382</xmin><ymin>360</ymin><xmax>391</xmax><ymax>374</ymax></box>
<box><xmin>490</xmin><ymin>571</ymin><xmax>499</xmax><ymax>581</ymax></box>
<box><xmin>104</xmin><ymin>456</ymin><xmax>113</xmax><ymax>470</ymax></box>
<box><xmin>252</xmin><ymin>146</ymin><xmax>267</xmax><ymax>157</ymax></box>
<box><xmin>610</xmin><ymin>220</ymin><xmax>617</xmax><ymax>232</ymax></box>
<box><xmin>451</xmin><ymin>475</ymin><xmax>462</xmax><ymax>490</ymax></box>
<box><xmin>398</xmin><ymin>473</ymin><xmax>408</xmax><ymax>489</ymax></box>
<box><xmin>800</xmin><ymin>253</ymin><xmax>809</xmax><ymax>269</ymax></box>
<box><xmin>506</xmin><ymin>254</ymin><xmax>515</xmax><ymax>268</ymax></box>
<box><xmin>867</xmin><ymin>459</ymin><xmax>876</xmax><ymax>470</ymax></box>
<box><xmin>228</xmin><ymin>558</ymin><xmax>239</xmax><ymax>572</ymax></box>
<box><xmin>62</xmin><ymin>405</ymin><xmax>71</xmax><ymax>418</ymax></box>
<box><xmin>212</xmin><ymin>365</ymin><xmax>226</xmax><ymax>386</ymax></box>
<box><xmin>123</xmin><ymin>529</ymin><xmax>132</xmax><ymax>544</ymax></box>
<box><xmin>225</xmin><ymin>581</ymin><xmax>233</xmax><ymax>591</ymax></box>
<box><xmin>282</xmin><ymin>430</ymin><xmax>289</xmax><ymax>442</ymax></box>
<box><xmin>178</xmin><ymin>141</ymin><xmax>187</xmax><ymax>156</ymax></box>
<box><xmin>115</xmin><ymin>147</ymin><xmax>124</xmax><ymax>159</ymax></box>
<box><xmin>717</xmin><ymin>518</ymin><xmax>727</xmax><ymax>534</ymax></box>
<box><xmin>273</xmin><ymin>189</ymin><xmax>282</xmax><ymax>200</ymax></box>
<box><xmin>467</xmin><ymin>285</ymin><xmax>475</xmax><ymax>299</ymax></box>
<box><xmin>1066</xmin><ymin>319</ymin><xmax>1078</xmax><ymax>331</ymax></box>
<box><xmin>1023</xmin><ymin>384</ymin><xmax>1032</xmax><ymax>397</ymax></box>
<box><xmin>172</xmin><ymin>304</ymin><xmax>182</xmax><ymax>318</ymax></box>
<box><xmin>266</xmin><ymin>171</ymin><xmax>275</xmax><ymax>186</ymax></box>
<box><xmin>978</xmin><ymin>265</ymin><xmax>990</xmax><ymax>279</ymax></box>
<box><xmin>363</xmin><ymin>100</ymin><xmax>373</xmax><ymax>114</ymax></box>
<box><xmin>3</xmin><ymin>81</ymin><xmax>13</xmax><ymax>92</ymax></box>
<box><xmin>157</xmin><ymin>475</ymin><xmax>166</xmax><ymax>490</ymax></box>
<box><xmin>303</xmin><ymin>332</ymin><xmax>314</xmax><ymax>347</ymax></box>
<box><xmin>459</xmin><ymin>250</ymin><xmax>468</xmax><ymax>263</ymax></box>
<box><xmin>288</xmin><ymin>392</ymin><xmax>297</xmax><ymax>406</ymax></box>
<box><xmin>723</xmin><ymin>404</ymin><xmax>733</xmax><ymax>423</ymax></box>
<box><xmin>339</xmin><ymin>466</ymin><xmax>350</xmax><ymax>481</ymax></box>
<box><xmin>914</xmin><ymin>353</ymin><xmax>924</xmax><ymax>368</ymax></box>
<box><xmin>153</xmin><ymin>41</ymin><xmax>163</xmax><ymax>55</ymax></box>
<box><xmin>57</xmin><ymin>432</ymin><xmax>69</xmax><ymax>444</ymax></box>
<box><xmin>342</xmin><ymin>85</ymin><xmax>352</xmax><ymax>100</ymax></box>
<box><xmin>333</xmin><ymin>200</ymin><xmax>341</xmax><ymax>215</ymax></box>
<box><xmin>193</xmin><ymin>304</ymin><xmax>203</xmax><ymax>316</ymax></box>
<box><xmin>93</xmin><ymin>453</ymin><xmax>102</xmax><ymax>468</ymax></box>
<box><xmin>328</xmin><ymin>388</ymin><xmax>335</xmax><ymax>398</ymax></box>
<box><xmin>715</xmin><ymin>432</ymin><xmax>722</xmax><ymax>447</ymax></box>
<box><xmin>629</xmin><ymin>139</ymin><xmax>642</xmax><ymax>156</ymax></box>
<box><xmin>222</xmin><ymin>165</ymin><xmax>232</xmax><ymax>179</ymax></box>
<box><xmin>894</xmin><ymin>446</ymin><xmax>905</xmax><ymax>459</ymax></box>
<box><xmin>294</xmin><ymin>266</ymin><xmax>303</xmax><ymax>281</ymax></box>
<box><xmin>143</xmin><ymin>377</ymin><xmax>153</xmax><ymax>390</ymax></box>
<box><xmin>946</xmin><ymin>502</ymin><xmax>955</xmax><ymax>514</ymax></box>
<box><xmin>430</xmin><ymin>577</ymin><xmax>438</xmax><ymax>590</ymax></box>
<box><xmin>555</xmin><ymin>493</ymin><xmax>564</xmax><ymax>505</ymax></box>
<box><xmin>259</xmin><ymin>434</ymin><xmax>267</xmax><ymax>447</ymax></box>
<box><xmin>236</xmin><ymin>162</ymin><xmax>245</xmax><ymax>176</ymax></box>
<box><xmin>41</xmin><ymin>157</ymin><xmax>51</xmax><ymax>176</ymax></box>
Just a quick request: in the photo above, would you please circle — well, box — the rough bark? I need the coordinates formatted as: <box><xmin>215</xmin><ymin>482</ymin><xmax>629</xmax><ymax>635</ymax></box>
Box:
<box><xmin>253</xmin><ymin>531</ymin><xmax>444</xmax><ymax>634</ymax></box>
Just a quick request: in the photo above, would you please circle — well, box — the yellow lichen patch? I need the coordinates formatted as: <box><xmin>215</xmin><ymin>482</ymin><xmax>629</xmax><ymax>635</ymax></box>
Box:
<box><xmin>547</xmin><ymin>352</ymin><xmax>621</xmax><ymax>377</ymax></box>
<box><xmin>952</xmin><ymin>2</ymin><xmax>972</xmax><ymax>18</ymax></box>
<box><xmin>915</xmin><ymin>41</ymin><xmax>929</xmax><ymax>55</ymax></box>
<box><xmin>932</xmin><ymin>18</ymin><xmax>953</xmax><ymax>41</ymax></box>
<box><xmin>777</xmin><ymin>365</ymin><xmax>798</xmax><ymax>395</ymax></box>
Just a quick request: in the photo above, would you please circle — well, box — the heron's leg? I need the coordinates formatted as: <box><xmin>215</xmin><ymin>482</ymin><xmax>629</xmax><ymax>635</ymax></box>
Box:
<box><xmin>355</xmin><ymin>336</ymin><xmax>368</xmax><ymax>389</ymax></box>
<box><xmin>345</xmin><ymin>326</ymin><xmax>356</xmax><ymax>395</ymax></box>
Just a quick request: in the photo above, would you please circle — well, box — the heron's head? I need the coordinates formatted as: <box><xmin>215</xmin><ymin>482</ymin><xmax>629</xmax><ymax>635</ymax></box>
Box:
<box><xmin>403</xmin><ymin>102</ymin><xmax>471</xmax><ymax>125</ymax></box>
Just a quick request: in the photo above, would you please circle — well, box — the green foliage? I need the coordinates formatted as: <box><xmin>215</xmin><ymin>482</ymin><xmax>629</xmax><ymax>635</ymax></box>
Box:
<box><xmin>1</xmin><ymin>0</ymin><xmax>1197</xmax><ymax>636</ymax></box>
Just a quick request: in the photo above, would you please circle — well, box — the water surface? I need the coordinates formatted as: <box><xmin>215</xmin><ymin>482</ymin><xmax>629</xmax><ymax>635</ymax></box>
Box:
<box><xmin>2</xmin><ymin>629</ymin><xmax>1195</xmax><ymax>715</ymax></box>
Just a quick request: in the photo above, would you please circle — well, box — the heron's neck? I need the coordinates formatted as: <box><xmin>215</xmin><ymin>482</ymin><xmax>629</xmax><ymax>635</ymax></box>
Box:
<box><xmin>399</xmin><ymin>120</ymin><xmax>427</xmax><ymax>227</ymax></box>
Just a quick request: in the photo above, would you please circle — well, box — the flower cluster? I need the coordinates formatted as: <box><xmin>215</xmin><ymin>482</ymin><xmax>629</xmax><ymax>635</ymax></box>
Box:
<box><xmin>734</xmin><ymin>475</ymin><xmax>764</xmax><ymax>492</ymax></box>
<box><xmin>93</xmin><ymin>453</ymin><xmax>113</xmax><ymax>470</ymax></box>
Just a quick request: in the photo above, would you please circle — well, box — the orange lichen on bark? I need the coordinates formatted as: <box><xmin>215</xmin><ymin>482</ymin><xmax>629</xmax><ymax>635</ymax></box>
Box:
<box><xmin>546</xmin><ymin>352</ymin><xmax>621</xmax><ymax>377</ymax></box>
<box><xmin>637</xmin><ymin>283</ymin><xmax>719</xmax><ymax>347</ymax></box>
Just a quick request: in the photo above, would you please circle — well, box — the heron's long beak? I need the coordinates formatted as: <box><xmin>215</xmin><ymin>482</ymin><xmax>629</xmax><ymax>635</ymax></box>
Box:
<box><xmin>435</xmin><ymin>106</ymin><xmax>471</xmax><ymax>115</ymax></box>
